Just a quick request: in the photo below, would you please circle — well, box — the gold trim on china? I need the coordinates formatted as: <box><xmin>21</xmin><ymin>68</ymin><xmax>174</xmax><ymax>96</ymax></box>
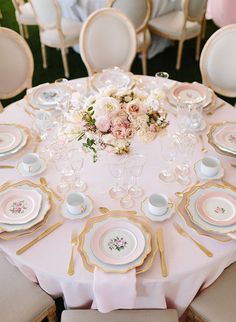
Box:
<box><xmin>207</xmin><ymin>122</ymin><xmax>236</xmax><ymax>158</ymax></box>
<box><xmin>0</xmin><ymin>180</ymin><xmax>55</xmax><ymax>240</ymax></box>
<box><xmin>177</xmin><ymin>181</ymin><xmax>234</xmax><ymax>242</ymax></box>
<box><xmin>0</xmin><ymin>123</ymin><xmax>32</xmax><ymax>161</ymax></box>
<box><xmin>78</xmin><ymin>213</ymin><xmax>158</xmax><ymax>274</ymax></box>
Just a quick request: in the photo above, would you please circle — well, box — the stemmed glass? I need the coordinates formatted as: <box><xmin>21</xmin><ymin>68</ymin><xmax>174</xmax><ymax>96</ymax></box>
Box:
<box><xmin>54</xmin><ymin>78</ymin><xmax>72</xmax><ymax>121</ymax></box>
<box><xmin>158</xmin><ymin>131</ymin><xmax>177</xmax><ymax>183</ymax></box>
<box><xmin>107</xmin><ymin>155</ymin><xmax>126</xmax><ymax>199</ymax></box>
<box><xmin>34</xmin><ymin>110</ymin><xmax>53</xmax><ymax>141</ymax></box>
<box><xmin>175</xmin><ymin>132</ymin><xmax>197</xmax><ymax>185</ymax></box>
<box><xmin>128</xmin><ymin>154</ymin><xmax>146</xmax><ymax>198</ymax></box>
<box><xmin>55</xmin><ymin>155</ymin><xmax>72</xmax><ymax>193</ymax></box>
<box><xmin>69</xmin><ymin>149</ymin><xmax>87</xmax><ymax>192</ymax></box>
<box><xmin>120</xmin><ymin>160</ymin><xmax>135</xmax><ymax>209</ymax></box>
<box><xmin>155</xmin><ymin>71</ymin><xmax>169</xmax><ymax>112</ymax></box>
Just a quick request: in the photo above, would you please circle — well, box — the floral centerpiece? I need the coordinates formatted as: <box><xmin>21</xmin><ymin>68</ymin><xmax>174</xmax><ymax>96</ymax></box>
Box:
<box><xmin>68</xmin><ymin>86</ymin><xmax>169</xmax><ymax>162</ymax></box>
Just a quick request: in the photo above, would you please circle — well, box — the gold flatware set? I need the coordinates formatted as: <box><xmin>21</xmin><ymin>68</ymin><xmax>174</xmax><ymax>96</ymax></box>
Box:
<box><xmin>156</xmin><ymin>228</ymin><xmax>168</xmax><ymax>277</ymax></box>
<box><xmin>40</xmin><ymin>177</ymin><xmax>62</xmax><ymax>202</ymax></box>
<box><xmin>68</xmin><ymin>230</ymin><xmax>78</xmax><ymax>276</ymax></box>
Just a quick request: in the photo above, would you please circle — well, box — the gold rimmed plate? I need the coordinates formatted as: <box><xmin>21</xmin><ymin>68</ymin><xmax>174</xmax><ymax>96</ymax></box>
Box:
<box><xmin>78</xmin><ymin>213</ymin><xmax>158</xmax><ymax>274</ymax></box>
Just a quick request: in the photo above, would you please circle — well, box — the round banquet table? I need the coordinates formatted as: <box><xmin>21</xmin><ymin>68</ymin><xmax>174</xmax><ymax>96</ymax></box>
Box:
<box><xmin>0</xmin><ymin>76</ymin><xmax>236</xmax><ymax>320</ymax></box>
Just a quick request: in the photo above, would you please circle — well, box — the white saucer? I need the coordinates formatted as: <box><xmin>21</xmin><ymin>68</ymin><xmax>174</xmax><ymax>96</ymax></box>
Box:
<box><xmin>141</xmin><ymin>198</ymin><xmax>174</xmax><ymax>222</ymax></box>
<box><xmin>194</xmin><ymin>160</ymin><xmax>224</xmax><ymax>180</ymax></box>
<box><xmin>17</xmin><ymin>159</ymin><xmax>46</xmax><ymax>177</ymax></box>
<box><xmin>61</xmin><ymin>195</ymin><xmax>93</xmax><ymax>220</ymax></box>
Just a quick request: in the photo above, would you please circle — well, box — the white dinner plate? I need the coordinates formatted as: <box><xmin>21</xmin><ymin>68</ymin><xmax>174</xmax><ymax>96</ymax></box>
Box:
<box><xmin>0</xmin><ymin>127</ymin><xmax>28</xmax><ymax>159</ymax></box>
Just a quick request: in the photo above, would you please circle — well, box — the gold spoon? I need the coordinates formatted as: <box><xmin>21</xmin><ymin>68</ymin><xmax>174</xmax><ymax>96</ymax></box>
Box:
<box><xmin>99</xmin><ymin>206</ymin><xmax>137</xmax><ymax>215</ymax></box>
<box><xmin>40</xmin><ymin>177</ymin><xmax>62</xmax><ymax>201</ymax></box>
<box><xmin>207</xmin><ymin>102</ymin><xmax>225</xmax><ymax>115</ymax></box>
<box><xmin>175</xmin><ymin>181</ymin><xmax>200</xmax><ymax>198</ymax></box>
<box><xmin>199</xmin><ymin>134</ymin><xmax>208</xmax><ymax>153</ymax></box>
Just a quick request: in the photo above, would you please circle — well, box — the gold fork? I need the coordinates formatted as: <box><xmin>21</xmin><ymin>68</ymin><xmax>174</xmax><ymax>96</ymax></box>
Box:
<box><xmin>199</xmin><ymin>134</ymin><xmax>208</xmax><ymax>153</ymax></box>
<box><xmin>68</xmin><ymin>230</ymin><xmax>78</xmax><ymax>276</ymax></box>
<box><xmin>173</xmin><ymin>222</ymin><xmax>213</xmax><ymax>257</ymax></box>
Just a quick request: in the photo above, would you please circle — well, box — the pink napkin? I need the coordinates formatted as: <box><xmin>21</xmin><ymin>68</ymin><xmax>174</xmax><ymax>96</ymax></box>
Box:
<box><xmin>93</xmin><ymin>267</ymin><xmax>136</xmax><ymax>313</ymax></box>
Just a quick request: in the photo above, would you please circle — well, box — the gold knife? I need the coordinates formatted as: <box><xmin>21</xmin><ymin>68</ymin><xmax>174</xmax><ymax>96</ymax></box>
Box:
<box><xmin>0</xmin><ymin>165</ymin><xmax>15</xmax><ymax>169</ymax></box>
<box><xmin>16</xmin><ymin>221</ymin><xmax>63</xmax><ymax>255</ymax></box>
<box><xmin>156</xmin><ymin>228</ymin><xmax>168</xmax><ymax>277</ymax></box>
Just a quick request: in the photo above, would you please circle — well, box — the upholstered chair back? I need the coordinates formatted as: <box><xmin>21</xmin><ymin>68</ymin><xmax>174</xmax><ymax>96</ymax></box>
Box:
<box><xmin>30</xmin><ymin>0</ymin><xmax>60</xmax><ymax>30</ymax></box>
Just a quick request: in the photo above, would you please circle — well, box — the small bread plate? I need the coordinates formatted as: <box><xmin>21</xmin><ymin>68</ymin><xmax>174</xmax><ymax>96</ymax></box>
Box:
<box><xmin>141</xmin><ymin>198</ymin><xmax>174</xmax><ymax>222</ymax></box>
<box><xmin>60</xmin><ymin>195</ymin><xmax>93</xmax><ymax>220</ymax></box>
<box><xmin>194</xmin><ymin>160</ymin><xmax>224</xmax><ymax>180</ymax></box>
<box><xmin>17</xmin><ymin>159</ymin><xmax>46</xmax><ymax>177</ymax></box>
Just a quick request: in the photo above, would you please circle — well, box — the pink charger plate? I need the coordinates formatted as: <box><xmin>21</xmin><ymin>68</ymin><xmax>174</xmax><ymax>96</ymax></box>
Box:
<box><xmin>0</xmin><ymin>125</ymin><xmax>22</xmax><ymax>154</ymax></box>
<box><xmin>0</xmin><ymin>189</ymin><xmax>42</xmax><ymax>225</ymax></box>
<box><xmin>173</xmin><ymin>83</ymin><xmax>206</xmax><ymax>103</ymax></box>
<box><xmin>91</xmin><ymin>219</ymin><xmax>145</xmax><ymax>265</ymax></box>
<box><xmin>214</xmin><ymin>124</ymin><xmax>236</xmax><ymax>152</ymax></box>
<box><xmin>196</xmin><ymin>191</ymin><xmax>236</xmax><ymax>226</ymax></box>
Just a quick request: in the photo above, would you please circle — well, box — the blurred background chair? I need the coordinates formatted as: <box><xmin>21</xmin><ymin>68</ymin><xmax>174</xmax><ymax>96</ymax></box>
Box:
<box><xmin>187</xmin><ymin>262</ymin><xmax>236</xmax><ymax>322</ymax></box>
<box><xmin>11</xmin><ymin>0</ymin><xmax>37</xmax><ymax>39</ymax></box>
<box><xmin>30</xmin><ymin>0</ymin><xmax>82</xmax><ymax>78</ymax></box>
<box><xmin>107</xmin><ymin>0</ymin><xmax>152</xmax><ymax>75</ymax></box>
<box><xmin>200</xmin><ymin>23</ymin><xmax>236</xmax><ymax>98</ymax></box>
<box><xmin>0</xmin><ymin>27</ymin><xmax>34</xmax><ymax>110</ymax></box>
<box><xmin>0</xmin><ymin>252</ymin><xmax>57</xmax><ymax>322</ymax></box>
<box><xmin>61</xmin><ymin>309</ymin><xmax>179</xmax><ymax>322</ymax></box>
<box><xmin>79</xmin><ymin>7</ymin><xmax>137</xmax><ymax>76</ymax></box>
<box><xmin>149</xmin><ymin>0</ymin><xmax>207</xmax><ymax>70</ymax></box>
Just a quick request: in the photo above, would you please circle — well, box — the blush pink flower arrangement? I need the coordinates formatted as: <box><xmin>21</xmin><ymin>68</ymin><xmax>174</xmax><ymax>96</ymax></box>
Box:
<box><xmin>73</xmin><ymin>87</ymin><xmax>169</xmax><ymax>162</ymax></box>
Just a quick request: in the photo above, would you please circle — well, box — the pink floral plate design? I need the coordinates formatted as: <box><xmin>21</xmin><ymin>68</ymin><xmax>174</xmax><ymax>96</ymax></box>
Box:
<box><xmin>91</xmin><ymin>220</ymin><xmax>145</xmax><ymax>265</ymax></box>
<box><xmin>0</xmin><ymin>189</ymin><xmax>42</xmax><ymax>225</ymax></box>
<box><xmin>196</xmin><ymin>191</ymin><xmax>236</xmax><ymax>226</ymax></box>
<box><xmin>173</xmin><ymin>83</ymin><xmax>206</xmax><ymax>104</ymax></box>
<box><xmin>0</xmin><ymin>125</ymin><xmax>22</xmax><ymax>154</ymax></box>
<box><xmin>214</xmin><ymin>124</ymin><xmax>236</xmax><ymax>153</ymax></box>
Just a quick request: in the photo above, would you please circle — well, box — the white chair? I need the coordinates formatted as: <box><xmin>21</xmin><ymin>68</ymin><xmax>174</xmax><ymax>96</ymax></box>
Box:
<box><xmin>0</xmin><ymin>252</ymin><xmax>57</xmax><ymax>322</ymax></box>
<box><xmin>149</xmin><ymin>0</ymin><xmax>207</xmax><ymax>70</ymax></box>
<box><xmin>11</xmin><ymin>0</ymin><xmax>37</xmax><ymax>39</ymax></box>
<box><xmin>187</xmin><ymin>262</ymin><xmax>236</xmax><ymax>322</ymax></box>
<box><xmin>0</xmin><ymin>27</ymin><xmax>34</xmax><ymax>110</ymax></box>
<box><xmin>79</xmin><ymin>8</ymin><xmax>137</xmax><ymax>76</ymax></box>
<box><xmin>30</xmin><ymin>0</ymin><xmax>82</xmax><ymax>78</ymax></box>
<box><xmin>61</xmin><ymin>309</ymin><xmax>179</xmax><ymax>322</ymax></box>
<box><xmin>107</xmin><ymin>0</ymin><xmax>152</xmax><ymax>75</ymax></box>
<box><xmin>200</xmin><ymin>24</ymin><xmax>236</xmax><ymax>98</ymax></box>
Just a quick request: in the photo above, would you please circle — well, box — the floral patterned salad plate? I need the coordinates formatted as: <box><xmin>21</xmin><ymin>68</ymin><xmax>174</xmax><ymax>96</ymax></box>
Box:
<box><xmin>79</xmin><ymin>215</ymin><xmax>151</xmax><ymax>273</ymax></box>
<box><xmin>196</xmin><ymin>191</ymin><xmax>236</xmax><ymax>227</ymax></box>
<box><xmin>185</xmin><ymin>183</ymin><xmax>236</xmax><ymax>234</ymax></box>
<box><xmin>167</xmin><ymin>82</ymin><xmax>213</xmax><ymax>108</ymax></box>
<box><xmin>91</xmin><ymin>219</ymin><xmax>145</xmax><ymax>265</ymax></box>
<box><xmin>0</xmin><ymin>189</ymin><xmax>42</xmax><ymax>225</ymax></box>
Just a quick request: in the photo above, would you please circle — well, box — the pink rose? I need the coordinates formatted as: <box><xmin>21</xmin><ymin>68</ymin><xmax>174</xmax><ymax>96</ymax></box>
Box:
<box><xmin>149</xmin><ymin>124</ymin><xmax>158</xmax><ymax>132</ymax></box>
<box><xmin>111</xmin><ymin>125</ymin><xmax>126</xmax><ymax>139</ymax></box>
<box><xmin>95</xmin><ymin>116</ymin><xmax>111</xmax><ymax>132</ymax></box>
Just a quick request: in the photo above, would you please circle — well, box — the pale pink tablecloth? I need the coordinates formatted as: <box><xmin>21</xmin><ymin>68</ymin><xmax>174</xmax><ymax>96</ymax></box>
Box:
<box><xmin>0</xmin><ymin>77</ymin><xmax>236</xmax><ymax>320</ymax></box>
<box><xmin>206</xmin><ymin>0</ymin><xmax>236</xmax><ymax>27</ymax></box>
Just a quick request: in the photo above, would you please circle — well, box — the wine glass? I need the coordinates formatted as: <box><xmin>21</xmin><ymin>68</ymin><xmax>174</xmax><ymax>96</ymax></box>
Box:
<box><xmin>54</xmin><ymin>78</ymin><xmax>72</xmax><ymax>120</ymax></box>
<box><xmin>69</xmin><ymin>149</ymin><xmax>87</xmax><ymax>192</ymax></box>
<box><xmin>34</xmin><ymin>110</ymin><xmax>53</xmax><ymax>140</ymax></box>
<box><xmin>175</xmin><ymin>132</ymin><xmax>197</xmax><ymax>185</ymax></box>
<box><xmin>55</xmin><ymin>155</ymin><xmax>72</xmax><ymax>193</ymax></box>
<box><xmin>128</xmin><ymin>154</ymin><xmax>146</xmax><ymax>198</ymax></box>
<box><xmin>120</xmin><ymin>160</ymin><xmax>135</xmax><ymax>209</ymax></box>
<box><xmin>158</xmin><ymin>131</ymin><xmax>177</xmax><ymax>183</ymax></box>
<box><xmin>155</xmin><ymin>71</ymin><xmax>169</xmax><ymax>111</ymax></box>
<box><xmin>107</xmin><ymin>155</ymin><xmax>126</xmax><ymax>199</ymax></box>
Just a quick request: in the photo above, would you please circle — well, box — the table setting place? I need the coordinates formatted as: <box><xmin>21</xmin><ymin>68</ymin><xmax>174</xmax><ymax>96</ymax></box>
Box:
<box><xmin>0</xmin><ymin>67</ymin><xmax>236</xmax><ymax>313</ymax></box>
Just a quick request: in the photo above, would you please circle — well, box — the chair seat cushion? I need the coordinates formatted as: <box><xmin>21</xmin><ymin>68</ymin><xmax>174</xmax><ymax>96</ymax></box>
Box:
<box><xmin>189</xmin><ymin>262</ymin><xmax>236</xmax><ymax>322</ymax></box>
<box><xmin>40</xmin><ymin>18</ymin><xmax>82</xmax><ymax>48</ymax></box>
<box><xmin>149</xmin><ymin>11</ymin><xmax>201</xmax><ymax>40</ymax></box>
<box><xmin>0</xmin><ymin>253</ymin><xmax>55</xmax><ymax>322</ymax></box>
<box><xmin>16</xmin><ymin>2</ymin><xmax>37</xmax><ymax>25</ymax></box>
<box><xmin>61</xmin><ymin>309</ymin><xmax>179</xmax><ymax>322</ymax></box>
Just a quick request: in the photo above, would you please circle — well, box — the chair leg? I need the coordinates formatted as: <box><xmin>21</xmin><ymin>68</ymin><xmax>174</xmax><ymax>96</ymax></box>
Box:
<box><xmin>201</xmin><ymin>17</ymin><xmax>206</xmax><ymax>39</ymax></box>
<box><xmin>61</xmin><ymin>48</ymin><xmax>69</xmax><ymax>78</ymax></box>
<box><xmin>195</xmin><ymin>35</ymin><xmax>201</xmax><ymax>61</ymax></box>
<box><xmin>47</xmin><ymin>305</ymin><xmax>58</xmax><ymax>322</ymax></box>
<box><xmin>18</xmin><ymin>23</ymin><xmax>25</xmax><ymax>38</ymax></box>
<box><xmin>141</xmin><ymin>48</ymin><xmax>148</xmax><ymax>75</ymax></box>
<box><xmin>0</xmin><ymin>9</ymin><xmax>2</xmax><ymax>19</ymax></box>
<box><xmin>23</xmin><ymin>25</ymin><xmax>29</xmax><ymax>39</ymax></box>
<box><xmin>41</xmin><ymin>43</ymin><xmax>48</xmax><ymax>69</ymax></box>
<box><xmin>176</xmin><ymin>39</ymin><xmax>184</xmax><ymax>70</ymax></box>
<box><xmin>0</xmin><ymin>101</ymin><xmax>3</xmax><ymax>112</ymax></box>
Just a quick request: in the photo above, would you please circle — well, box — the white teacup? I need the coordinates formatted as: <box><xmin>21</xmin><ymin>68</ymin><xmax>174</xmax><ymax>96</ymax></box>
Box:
<box><xmin>148</xmin><ymin>193</ymin><xmax>169</xmax><ymax>216</ymax></box>
<box><xmin>22</xmin><ymin>153</ymin><xmax>41</xmax><ymax>173</ymax></box>
<box><xmin>200</xmin><ymin>156</ymin><xmax>220</xmax><ymax>177</ymax></box>
<box><xmin>66</xmin><ymin>192</ymin><xmax>86</xmax><ymax>215</ymax></box>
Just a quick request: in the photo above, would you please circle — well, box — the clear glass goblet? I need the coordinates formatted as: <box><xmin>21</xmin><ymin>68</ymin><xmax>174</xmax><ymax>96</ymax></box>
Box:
<box><xmin>107</xmin><ymin>155</ymin><xmax>126</xmax><ymax>199</ymax></box>
<box><xmin>34</xmin><ymin>110</ymin><xmax>53</xmax><ymax>141</ymax></box>
<box><xmin>128</xmin><ymin>154</ymin><xmax>146</xmax><ymax>198</ymax></box>
<box><xmin>55</xmin><ymin>155</ymin><xmax>72</xmax><ymax>193</ymax></box>
<box><xmin>69</xmin><ymin>149</ymin><xmax>87</xmax><ymax>192</ymax></box>
<box><xmin>158</xmin><ymin>131</ymin><xmax>177</xmax><ymax>183</ymax></box>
